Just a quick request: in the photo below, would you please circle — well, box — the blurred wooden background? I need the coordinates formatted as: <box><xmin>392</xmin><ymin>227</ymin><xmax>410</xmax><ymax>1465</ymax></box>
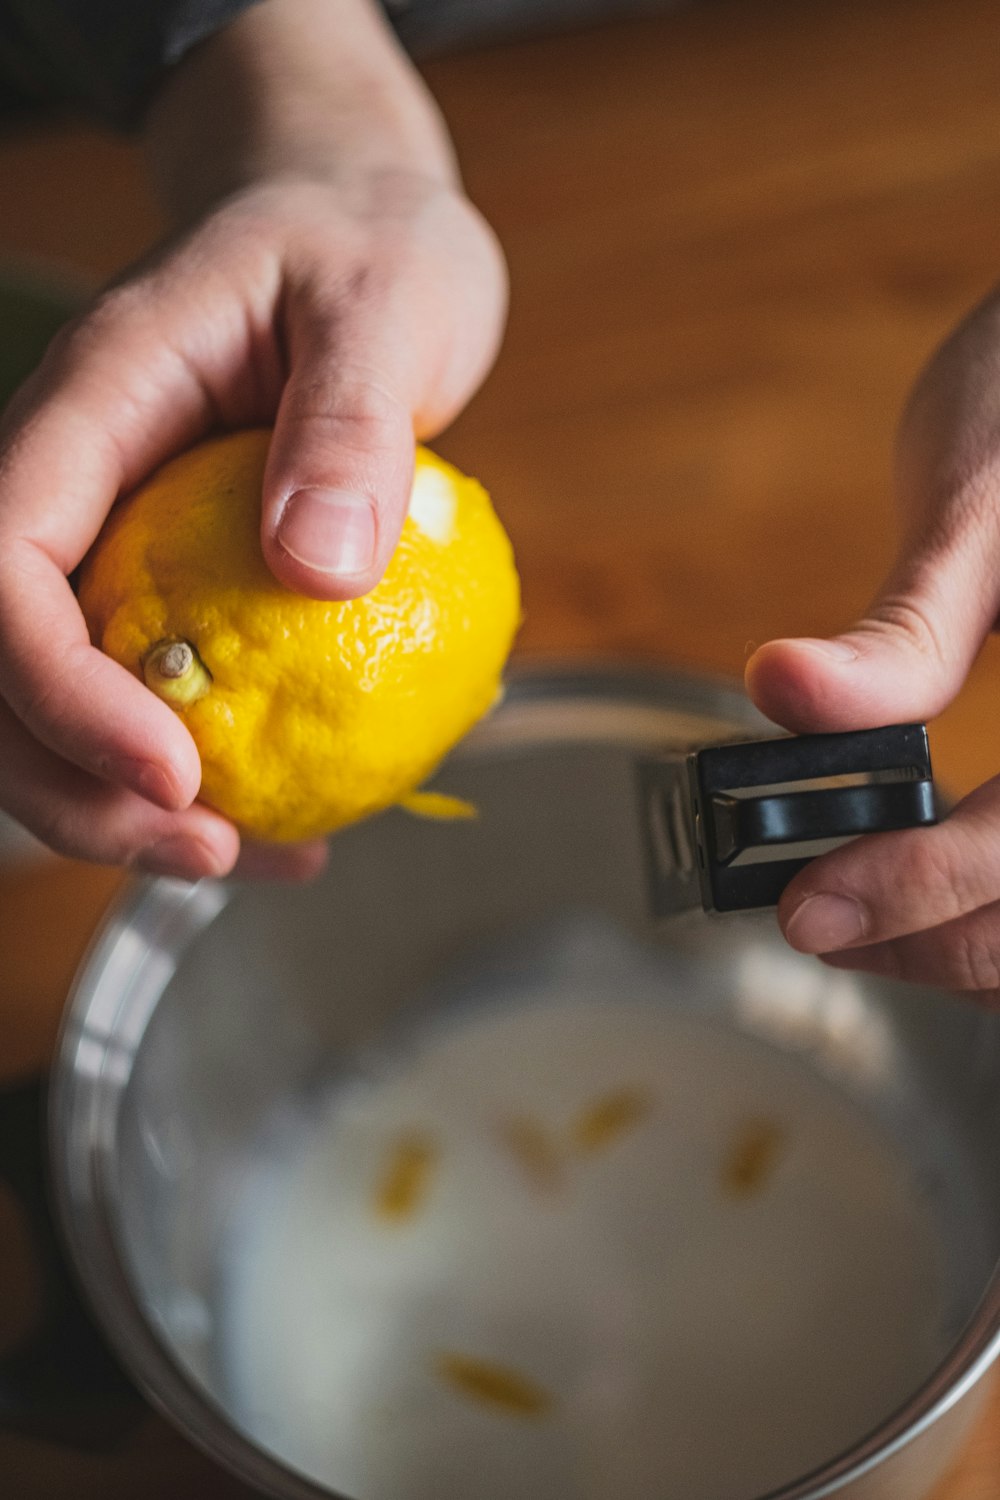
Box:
<box><xmin>1</xmin><ymin>0</ymin><xmax>1000</xmax><ymax>1493</ymax></box>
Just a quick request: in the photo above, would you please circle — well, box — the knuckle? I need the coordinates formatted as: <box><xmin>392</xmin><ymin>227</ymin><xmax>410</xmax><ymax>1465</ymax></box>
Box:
<box><xmin>10</xmin><ymin>668</ymin><xmax>64</xmax><ymax>743</ymax></box>
<box><xmin>899</xmin><ymin>832</ymin><xmax>969</xmax><ymax>924</ymax></box>
<box><xmin>29</xmin><ymin>786</ymin><xmax>139</xmax><ymax>867</ymax></box>
<box><xmin>42</xmin><ymin>287</ymin><xmax>141</xmax><ymax>369</ymax></box>
<box><xmin>11</xmin><ymin>285</ymin><xmax>153</xmax><ymax>413</ymax></box>
<box><xmin>0</xmin><ymin>551</ymin><xmax>29</xmax><ymax>618</ymax></box>
<box><xmin>30</xmin><ymin>797</ymin><xmax>87</xmax><ymax>861</ymax></box>
<box><xmin>14</xmin><ymin>656</ymin><xmax>83</xmax><ymax>744</ymax></box>
<box><xmin>287</xmin><ymin>366</ymin><xmax>408</xmax><ymax>450</ymax></box>
<box><xmin>335</xmin><ymin>370</ymin><xmax>407</xmax><ymax>432</ymax></box>
<box><xmin>8</xmin><ymin>646</ymin><xmax>109</xmax><ymax>764</ymax></box>
<box><xmin>868</xmin><ymin>592</ymin><xmax>948</xmax><ymax>667</ymax></box>
<box><xmin>949</xmin><ymin>926</ymin><xmax>1000</xmax><ymax>992</ymax></box>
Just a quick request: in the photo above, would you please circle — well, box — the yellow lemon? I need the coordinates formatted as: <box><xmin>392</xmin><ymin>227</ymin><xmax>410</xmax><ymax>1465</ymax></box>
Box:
<box><xmin>78</xmin><ymin>429</ymin><xmax>521</xmax><ymax>842</ymax></box>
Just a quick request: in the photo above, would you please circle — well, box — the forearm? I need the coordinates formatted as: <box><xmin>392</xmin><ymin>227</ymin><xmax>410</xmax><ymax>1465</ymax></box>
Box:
<box><xmin>143</xmin><ymin>0</ymin><xmax>460</xmax><ymax>224</ymax></box>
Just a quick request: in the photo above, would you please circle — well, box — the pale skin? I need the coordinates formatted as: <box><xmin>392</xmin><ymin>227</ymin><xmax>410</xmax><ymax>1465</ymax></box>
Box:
<box><xmin>0</xmin><ymin>0</ymin><xmax>997</xmax><ymax>995</ymax></box>
<box><xmin>751</xmin><ymin>289</ymin><xmax>1000</xmax><ymax>1001</ymax></box>
<box><xmin>0</xmin><ymin>0</ymin><xmax>506</xmax><ymax>881</ymax></box>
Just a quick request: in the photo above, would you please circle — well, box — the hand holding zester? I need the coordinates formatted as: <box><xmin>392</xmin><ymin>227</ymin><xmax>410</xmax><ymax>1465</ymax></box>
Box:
<box><xmin>749</xmin><ymin>287</ymin><xmax>1000</xmax><ymax>999</ymax></box>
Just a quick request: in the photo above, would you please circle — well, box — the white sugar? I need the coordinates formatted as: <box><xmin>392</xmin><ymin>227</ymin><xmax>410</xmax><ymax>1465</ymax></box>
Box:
<box><xmin>222</xmin><ymin>978</ymin><xmax>947</xmax><ymax>1500</ymax></box>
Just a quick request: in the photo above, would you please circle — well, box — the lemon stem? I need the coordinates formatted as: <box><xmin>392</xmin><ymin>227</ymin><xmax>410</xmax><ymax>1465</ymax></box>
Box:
<box><xmin>142</xmin><ymin>637</ymin><xmax>212</xmax><ymax>706</ymax></box>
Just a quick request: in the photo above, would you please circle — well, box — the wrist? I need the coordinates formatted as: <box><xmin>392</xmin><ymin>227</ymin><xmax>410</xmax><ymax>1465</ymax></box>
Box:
<box><xmin>143</xmin><ymin>0</ymin><xmax>458</xmax><ymax>224</ymax></box>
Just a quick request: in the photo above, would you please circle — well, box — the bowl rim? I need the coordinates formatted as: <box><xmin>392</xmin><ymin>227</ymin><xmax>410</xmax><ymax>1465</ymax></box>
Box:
<box><xmin>48</xmin><ymin>661</ymin><xmax>1000</xmax><ymax>1500</ymax></box>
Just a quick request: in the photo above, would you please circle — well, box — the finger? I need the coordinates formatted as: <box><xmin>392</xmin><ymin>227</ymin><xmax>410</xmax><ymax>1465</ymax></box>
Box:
<box><xmin>0</xmin><ymin>256</ymin><xmax>276</xmax><ymax>563</ymax></box>
<box><xmin>232</xmin><ymin>838</ymin><xmax>329</xmax><ymax>882</ymax></box>
<box><xmin>262</xmin><ymin>210</ymin><xmax>506</xmax><ymax>600</ymax></box>
<box><xmin>261</xmin><ymin>275</ymin><xmax>419</xmax><ymax>599</ymax></box>
<box><xmin>0</xmin><ymin>699</ymin><xmax>238</xmax><ymax>876</ymax></box>
<box><xmin>0</xmin><ymin>251</ymin><xmax>279</xmax><ymax>802</ymax></box>
<box><xmin>777</xmin><ymin>776</ymin><xmax>1000</xmax><ymax>955</ymax></box>
<box><xmin>0</xmin><ymin>543</ymin><xmax>201</xmax><ymax>808</ymax></box>
<box><xmin>745</xmin><ymin>514</ymin><xmax>999</xmax><ymax>735</ymax></box>
<box><xmin>819</xmin><ymin>902</ymin><xmax>1000</xmax><ymax>1001</ymax></box>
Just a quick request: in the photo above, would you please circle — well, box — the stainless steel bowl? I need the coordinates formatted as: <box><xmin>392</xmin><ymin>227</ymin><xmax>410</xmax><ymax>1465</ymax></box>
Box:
<box><xmin>50</xmin><ymin>666</ymin><xmax>1000</xmax><ymax>1500</ymax></box>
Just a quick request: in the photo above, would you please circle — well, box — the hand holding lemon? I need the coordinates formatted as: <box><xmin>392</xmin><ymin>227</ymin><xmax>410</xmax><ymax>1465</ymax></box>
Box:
<box><xmin>0</xmin><ymin>129</ymin><xmax>507</xmax><ymax>879</ymax></box>
<box><xmin>78</xmin><ymin>430</ymin><xmax>520</xmax><ymax>845</ymax></box>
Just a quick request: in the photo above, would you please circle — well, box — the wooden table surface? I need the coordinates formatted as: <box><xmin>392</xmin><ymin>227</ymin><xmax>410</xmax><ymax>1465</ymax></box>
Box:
<box><xmin>2</xmin><ymin>0</ymin><xmax>1000</xmax><ymax>1493</ymax></box>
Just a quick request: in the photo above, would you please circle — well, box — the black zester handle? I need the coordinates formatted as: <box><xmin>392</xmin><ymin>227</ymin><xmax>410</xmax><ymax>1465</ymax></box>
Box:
<box><xmin>693</xmin><ymin>723</ymin><xmax>936</xmax><ymax>912</ymax></box>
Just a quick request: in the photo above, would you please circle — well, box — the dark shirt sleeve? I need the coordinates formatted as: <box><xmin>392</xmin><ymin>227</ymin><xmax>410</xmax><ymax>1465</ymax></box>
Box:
<box><xmin>0</xmin><ymin>0</ymin><xmax>263</xmax><ymax>128</ymax></box>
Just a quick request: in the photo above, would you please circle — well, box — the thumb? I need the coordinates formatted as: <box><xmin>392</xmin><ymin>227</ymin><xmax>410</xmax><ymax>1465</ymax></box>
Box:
<box><xmin>745</xmin><ymin>524</ymin><xmax>999</xmax><ymax>733</ymax></box>
<box><xmin>260</xmin><ymin>289</ymin><xmax>420</xmax><ymax>603</ymax></box>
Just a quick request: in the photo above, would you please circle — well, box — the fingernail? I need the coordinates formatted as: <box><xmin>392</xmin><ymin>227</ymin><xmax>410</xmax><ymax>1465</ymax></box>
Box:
<box><xmin>793</xmin><ymin>638</ymin><xmax>858</xmax><ymax>663</ymax></box>
<box><xmin>276</xmin><ymin>489</ymin><xmax>376</xmax><ymax>576</ymax></box>
<box><xmin>784</xmin><ymin>894</ymin><xmax>867</xmax><ymax>953</ymax></box>
<box><xmin>104</xmin><ymin>756</ymin><xmax>184</xmax><ymax>810</ymax></box>
<box><xmin>135</xmin><ymin>835</ymin><xmax>224</xmax><ymax>881</ymax></box>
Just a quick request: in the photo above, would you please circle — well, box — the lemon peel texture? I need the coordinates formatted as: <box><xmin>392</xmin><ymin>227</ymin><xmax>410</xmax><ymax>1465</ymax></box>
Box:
<box><xmin>79</xmin><ymin>430</ymin><xmax>520</xmax><ymax>842</ymax></box>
